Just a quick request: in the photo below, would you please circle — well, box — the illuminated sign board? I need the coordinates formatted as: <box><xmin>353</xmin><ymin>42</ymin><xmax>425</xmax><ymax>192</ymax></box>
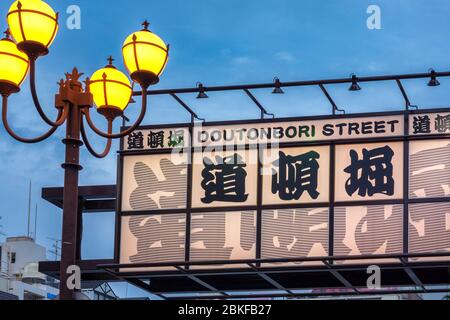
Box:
<box><xmin>117</xmin><ymin>111</ymin><xmax>450</xmax><ymax>269</ymax></box>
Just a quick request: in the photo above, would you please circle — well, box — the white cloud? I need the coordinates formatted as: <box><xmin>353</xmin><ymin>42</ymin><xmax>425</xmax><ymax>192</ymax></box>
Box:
<box><xmin>231</xmin><ymin>56</ymin><xmax>254</xmax><ymax>65</ymax></box>
<box><xmin>276</xmin><ymin>51</ymin><xmax>296</xmax><ymax>63</ymax></box>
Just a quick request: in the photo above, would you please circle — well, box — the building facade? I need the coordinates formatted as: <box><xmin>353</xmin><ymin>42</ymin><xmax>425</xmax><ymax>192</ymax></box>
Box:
<box><xmin>0</xmin><ymin>237</ymin><xmax>59</xmax><ymax>300</ymax></box>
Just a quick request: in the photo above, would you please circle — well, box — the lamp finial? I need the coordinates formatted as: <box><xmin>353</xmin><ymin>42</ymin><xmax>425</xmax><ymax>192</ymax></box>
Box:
<box><xmin>107</xmin><ymin>56</ymin><xmax>115</xmax><ymax>66</ymax></box>
<box><xmin>142</xmin><ymin>20</ymin><xmax>150</xmax><ymax>30</ymax></box>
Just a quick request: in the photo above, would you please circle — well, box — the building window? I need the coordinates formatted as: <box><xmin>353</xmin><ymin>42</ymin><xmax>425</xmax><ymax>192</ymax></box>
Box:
<box><xmin>9</xmin><ymin>252</ymin><xmax>16</xmax><ymax>264</ymax></box>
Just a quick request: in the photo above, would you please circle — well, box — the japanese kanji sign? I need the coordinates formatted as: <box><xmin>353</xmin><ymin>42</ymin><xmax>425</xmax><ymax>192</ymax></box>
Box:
<box><xmin>123</xmin><ymin>114</ymin><xmax>405</xmax><ymax>151</ymax></box>
<box><xmin>335</xmin><ymin>142</ymin><xmax>404</xmax><ymax>202</ymax></box>
<box><xmin>262</xmin><ymin>146</ymin><xmax>330</xmax><ymax>205</ymax></box>
<box><xmin>124</xmin><ymin>128</ymin><xmax>189</xmax><ymax>151</ymax></box>
<box><xmin>410</xmin><ymin>112</ymin><xmax>450</xmax><ymax>136</ymax></box>
<box><xmin>118</xmin><ymin>110</ymin><xmax>450</xmax><ymax>269</ymax></box>
<box><xmin>191</xmin><ymin>149</ymin><xmax>259</xmax><ymax>208</ymax></box>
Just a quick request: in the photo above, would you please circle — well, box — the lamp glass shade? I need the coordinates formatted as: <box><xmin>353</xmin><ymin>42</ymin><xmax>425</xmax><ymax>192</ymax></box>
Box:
<box><xmin>122</xmin><ymin>30</ymin><xmax>168</xmax><ymax>79</ymax></box>
<box><xmin>89</xmin><ymin>67</ymin><xmax>132</xmax><ymax>112</ymax></box>
<box><xmin>7</xmin><ymin>0</ymin><xmax>59</xmax><ymax>49</ymax></box>
<box><xmin>0</xmin><ymin>38</ymin><xmax>30</xmax><ymax>87</ymax></box>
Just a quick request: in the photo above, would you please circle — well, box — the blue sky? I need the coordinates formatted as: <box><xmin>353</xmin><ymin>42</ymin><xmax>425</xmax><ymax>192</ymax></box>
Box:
<box><xmin>0</xmin><ymin>0</ymin><xmax>450</xmax><ymax>298</ymax></box>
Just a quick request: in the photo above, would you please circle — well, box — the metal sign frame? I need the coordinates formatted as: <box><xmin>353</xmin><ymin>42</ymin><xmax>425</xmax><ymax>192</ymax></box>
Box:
<box><xmin>40</xmin><ymin>70</ymin><xmax>450</xmax><ymax>299</ymax></box>
<box><xmin>114</xmin><ymin>107</ymin><xmax>450</xmax><ymax>277</ymax></box>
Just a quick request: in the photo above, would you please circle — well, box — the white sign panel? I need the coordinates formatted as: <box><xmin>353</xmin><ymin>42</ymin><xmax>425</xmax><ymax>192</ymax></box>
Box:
<box><xmin>335</xmin><ymin>142</ymin><xmax>404</xmax><ymax>202</ymax></box>
<box><xmin>194</xmin><ymin>115</ymin><xmax>403</xmax><ymax>147</ymax></box>
<box><xmin>262</xmin><ymin>146</ymin><xmax>330</xmax><ymax>205</ymax></box>
<box><xmin>191</xmin><ymin>149</ymin><xmax>259</xmax><ymax>208</ymax></box>
<box><xmin>118</xmin><ymin>112</ymin><xmax>450</xmax><ymax>268</ymax></box>
<box><xmin>123</xmin><ymin>115</ymin><xmax>404</xmax><ymax>151</ymax></box>
<box><xmin>410</xmin><ymin>112</ymin><xmax>450</xmax><ymax>136</ymax></box>
<box><xmin>121</xmin><ymin>153</ymin><xmax>188</xmax><ymax>211</ymax></box>
<box><xmin>124</xmin><ymin>127</ymin><xmax>190</xmax><ymax>151</ymax></box>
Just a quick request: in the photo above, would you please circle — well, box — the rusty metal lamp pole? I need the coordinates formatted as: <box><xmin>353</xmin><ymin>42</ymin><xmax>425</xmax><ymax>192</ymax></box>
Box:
<box><xmin>0</xmin><ymin>0</ymin><xmax>169</xmax><ymax>300</ymax></box>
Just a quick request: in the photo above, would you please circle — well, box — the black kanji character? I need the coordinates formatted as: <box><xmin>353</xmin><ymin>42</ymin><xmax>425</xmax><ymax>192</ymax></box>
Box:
<box><xmin>272</xmin><ymin>151</ymin><xmax>320</xmax><ymax>201</ymax></box>
<box><xmin>201</xmin><ymin>154</ymin><xmax>248</xmax><ymax>204</ymax></box>
<box><xmin>435</xmin><ymin>114</ymin><xmax>450</xmax><ymax>133</ymax></box>
<box><xmin>127</xmin><ymin>131</ymin><xmax>144</xmax><ymax>150</ymax></box>
<box><xmin>148</xmin><ymin>131</ymin><xmax>165</xmax><ymax>149</ymax></box>
<box><xmin>413</xmin><ymin>116</ymin><xmax>431</xmax><ymax>134</ymax></box>
<box><xmin>344</xmin><ymin>146</ymin><xmax>395</xmax><ymax>197</ymax></box>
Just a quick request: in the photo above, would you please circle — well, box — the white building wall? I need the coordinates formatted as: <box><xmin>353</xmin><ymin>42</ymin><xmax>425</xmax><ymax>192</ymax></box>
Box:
<box><xmin>4</xmin><ymin>237</ymin><xmax>47</xmax><ymax>276</ymax></box>
<box><xmin>0</xmin><ymin>245</ymin><xmax>9</xmax><ymax>276</ymax></box>
<box><xmin>9</xmin><ymin>280</ymin><xmax>59</xmax><ymax>300</ymax></box>
<box><xmin>0</xmin><ymin>237</ymin><xmax>59</xmax><ymax>300</ymax></box>
<box><xmin>0</xmin><ymin>277</ymin><xmax>8</xmax><ymax>293</ymax></box>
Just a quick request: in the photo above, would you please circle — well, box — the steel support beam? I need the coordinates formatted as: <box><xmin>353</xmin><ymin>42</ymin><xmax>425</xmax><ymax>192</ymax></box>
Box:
<box><xmin>243</xmin><ymin>89</ymin><xmax>275</xmax><ymax>119</ymax></box>
<box><xmin>132</xmin><ymin>71</ymin><xmax>450</xmax><ymax>96</ymax></box>
<box><xmin>174</xmin><ymin>266</ymin><xmax>229</xmax><ymax>298</ymax></box>
<box><xmin>170</xmin><ymin>93</ymin><xmax>205</xmax><ymax>123</ymax></box>
<box><xmin>248</xmin><ymin>263</ymin><xmax>293</xmax><ymax>296</ymax></box>
<box><xmin>323</xmin><ymin>260</ymin><xmax>358</xmax><ymax>294</ymax></box>
<box><xmin>318</xmin><ymin>84</ymin><xmax>345</xmax><ymax>115</ymax></box>
<box><xmin>396</xmin><ymin>79</ymin><xmax>417</xmax><ymax>110</ymax></box>
<box><xmin>401</xmin><ymin>258</ymin><xmax>427</xmax><ymax>292</ymax></box>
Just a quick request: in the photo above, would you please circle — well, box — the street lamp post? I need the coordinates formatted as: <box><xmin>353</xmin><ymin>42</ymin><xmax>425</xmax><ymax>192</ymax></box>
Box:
<box><xmin>0</xmin><ymin>0</ymin><xmax>169</xmax><ymax>300</ymax></box>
